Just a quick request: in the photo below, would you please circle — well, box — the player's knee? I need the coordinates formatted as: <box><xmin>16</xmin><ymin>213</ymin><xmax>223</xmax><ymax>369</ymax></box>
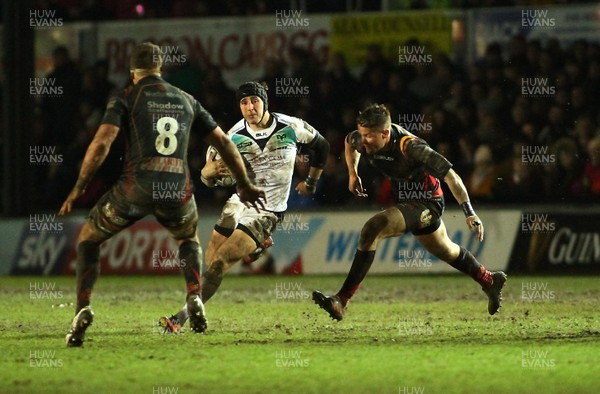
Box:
<box><xmin>170</xmin><ymin>222</ymin><xmax>198</xmax><ymax>241</ymax></box>
<box><xmin>359</xmin><ymin>216</ymin><xmax>388</xmax><ymax>247</ymax></box>
<box><xmin>431</xmin><ymin>243</ymin><xmax>460</xmax><ymax>263</ymax></box>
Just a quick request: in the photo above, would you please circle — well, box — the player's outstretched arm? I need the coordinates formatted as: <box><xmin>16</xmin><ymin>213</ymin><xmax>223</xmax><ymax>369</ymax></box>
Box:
<box><xmin>344</xmin><ymin>132</ymin><xmax>367</xmax><ymax>197</ymax></box>
<box><xmin>59</xmin><ymin>124</ymin><xmax>120</xmax><ymax>216</ymax></box>
<box><xmin>444</xmin><ymin>168</ymin><xmax>484</xmax><ymax>241</ymax></box>
<box><xmin>204</xmin><ymin>127</ymin><xmax>266</xmax><ymax>209</ymax></box>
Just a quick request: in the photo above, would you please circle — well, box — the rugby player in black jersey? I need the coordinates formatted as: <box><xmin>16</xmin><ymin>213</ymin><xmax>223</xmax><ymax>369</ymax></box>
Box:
<box><xmin>59</xmin><ymin>42</ymin><xmax>264</xmax><ymax>346</ymax></box>
<box><xmin>313</xmin><ymin>104</ymin><xmax>506</xmax><ymax>321</ymax></box>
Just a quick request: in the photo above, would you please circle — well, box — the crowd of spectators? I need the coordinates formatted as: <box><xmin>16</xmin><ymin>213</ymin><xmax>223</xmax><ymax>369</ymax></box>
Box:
<box><xmin>30</xmin><ymin>34</ymin><xmax>600</xmax><ymax>210</ymax></box>
<box><xmin>268</xmin><ymin>37</ymin><xmax>600</xmax><ymax>207</ymax></box>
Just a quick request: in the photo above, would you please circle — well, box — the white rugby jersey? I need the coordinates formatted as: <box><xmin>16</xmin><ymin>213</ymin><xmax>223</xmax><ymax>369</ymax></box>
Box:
<box><xmin>227</xmin><ymin>112</ymin><xmax>318</xmax><ymax>212</ymax></box>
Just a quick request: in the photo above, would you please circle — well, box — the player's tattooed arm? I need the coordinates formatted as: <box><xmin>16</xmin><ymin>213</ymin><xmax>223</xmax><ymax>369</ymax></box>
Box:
<box><xmin>345</xmin><ymin>131</ymin><xmax>367</xmax><ymax>197</ymax></box>
<box><xmin>59</xmin><ymin>124</ymin><xmax>120</xmax><ymax>215</ymax></box>
<box><xmin>444</xmin><ymin>169</ymin><xmax>484</xmax><ymax>241</ymax></box>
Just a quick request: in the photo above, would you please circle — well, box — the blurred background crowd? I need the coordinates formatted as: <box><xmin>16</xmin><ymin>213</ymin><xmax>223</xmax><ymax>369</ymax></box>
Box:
<box><xmin>27</xmin><ymin>0</ymin><xmax>600</xmax><ymax>20</ymax></box>
<box><xmin>24</xmin><ymin>0</ymin><xmax>600</xmax><ymax>211</ymax></box>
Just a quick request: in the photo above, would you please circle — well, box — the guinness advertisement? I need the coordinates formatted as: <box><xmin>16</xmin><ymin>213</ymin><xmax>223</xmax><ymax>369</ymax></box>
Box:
<box><xmin>508</xmin><ymin>213</ymin><xmax>600</xmax><ymax>273</ymax></box>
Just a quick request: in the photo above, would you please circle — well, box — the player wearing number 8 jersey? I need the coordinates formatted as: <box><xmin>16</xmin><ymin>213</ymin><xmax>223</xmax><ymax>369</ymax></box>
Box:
<box><xmin>58</xmin><ymin>42</ymin><xmax>265</xmax><ymax>346</ymax></box>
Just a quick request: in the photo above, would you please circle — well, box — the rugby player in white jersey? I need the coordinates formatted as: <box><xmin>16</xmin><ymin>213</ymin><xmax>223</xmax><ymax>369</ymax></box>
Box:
<box><xmin>160</xmin><ymin>82</ymin><xmax>330</xmax><ymax>332</ymax></box>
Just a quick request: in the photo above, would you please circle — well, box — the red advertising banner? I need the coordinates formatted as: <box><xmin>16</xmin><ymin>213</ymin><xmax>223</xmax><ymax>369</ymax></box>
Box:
<box><xmin>97</xmin><ymin>15</ymin><xmax>330</xmax><ymax>89</ymax></box>
<box><xmin>62</xmin><ymin>220</ymin><xmax>183</xmax><ymax>275</ymax></box>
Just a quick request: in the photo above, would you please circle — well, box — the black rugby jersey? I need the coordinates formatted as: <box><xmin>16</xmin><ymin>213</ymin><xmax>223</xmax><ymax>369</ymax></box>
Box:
<box><xmin>101</xmin><ymin>76</ymin><xmax>217</xmax><ymax>204</ymax></box>
<box><xmin>348</xmin><ymin>124</ymin><xmax>452</xmax><ymax>201</ymax></box>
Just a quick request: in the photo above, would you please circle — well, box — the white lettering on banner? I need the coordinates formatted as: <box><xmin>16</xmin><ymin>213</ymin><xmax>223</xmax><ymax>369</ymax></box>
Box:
<box><xmin>548</xmin><ymin>227</ymin><xmax>600</xmax><ymax>264</ymax></box>
<box><xmin>100</xmin><ymin>228</ymin><xmax>178</xmax><ymax>271</ymax></box>
<box><xmin>324</xmin><ymin>228</ymin><xmax>483</xmax><ymax>263</ymax></box>
<box><xmin>16</xmin><ymin>233</ymin><xmax>67</xmax><ymax>274</ymax></box>
<box><xmin>325</xmin><ymin>231</ymin><xmax>360</xmax><ymax>261</ymax></box>
<box><xmin>258</xmin><ymin>210</ymin><xmax>518</xmax><ymax>274</ymax></box>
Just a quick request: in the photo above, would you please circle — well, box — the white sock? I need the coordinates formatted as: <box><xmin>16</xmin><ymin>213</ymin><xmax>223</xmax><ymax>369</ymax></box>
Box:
<box><xmin>175</xmin><ymin>304</ymin><xmax>188</xmax><ymax>323</ymax></box>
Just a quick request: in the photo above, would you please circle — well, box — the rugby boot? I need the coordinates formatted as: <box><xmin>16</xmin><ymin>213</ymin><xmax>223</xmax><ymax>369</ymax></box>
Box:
<box><xmin>158</xmin><ymin>315</ymin><xmax>182</xmax><ymax>334</ymax></box>
<box><xmin>312</xmin><ymin>290</ymin><xmax>346</xmax><ymax>321</ymax></box>
<box><xmin>187</xmin><ymin>295</ymin><xmax>207</xmax><ymax>333</ymax></box>
<box><xmin>482</xmin><ymin>271</ymin><xmax>507</xmax><ymax>315</ymax></box>
<box><xmin>65</xmin><ymin>306</ymin><xmax>94</xmax><ymax>347</ymax></box>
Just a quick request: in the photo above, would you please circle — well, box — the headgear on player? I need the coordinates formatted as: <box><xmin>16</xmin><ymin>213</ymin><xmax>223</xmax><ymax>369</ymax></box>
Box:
<box><xmin>236</xmin><ymin>82</ymin><xmax>269</xmax><ymax>124</ymax></box>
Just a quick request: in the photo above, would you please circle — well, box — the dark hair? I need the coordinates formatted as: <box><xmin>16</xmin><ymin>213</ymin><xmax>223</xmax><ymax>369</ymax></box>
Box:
<box><xmin>130</xmin><ymin>42</ymin><xmax>162</xmax><ymax>70</ymax></box>
<box><xmin>357</xmin><ymin>103</ymin><xmax>391</xmax><ymax>129</ymax></box>
<box><xmin>236</xmin><ymin>81</ymin><xmax>269</xmax><ymax>111</ymax></box>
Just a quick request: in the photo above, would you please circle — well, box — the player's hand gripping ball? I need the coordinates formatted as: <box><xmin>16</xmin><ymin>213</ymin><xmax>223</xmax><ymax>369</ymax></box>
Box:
<box><xmin>206</xmin><ymin>146</ymin><xmax>236</xmax><ymax>187</ymax></box>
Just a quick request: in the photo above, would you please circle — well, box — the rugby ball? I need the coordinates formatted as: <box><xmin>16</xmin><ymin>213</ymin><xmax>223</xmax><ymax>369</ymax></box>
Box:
<box><xmin>205</xmin><ymin>146</ymin><xmax>236</xmax><ymax>187</ymax></box>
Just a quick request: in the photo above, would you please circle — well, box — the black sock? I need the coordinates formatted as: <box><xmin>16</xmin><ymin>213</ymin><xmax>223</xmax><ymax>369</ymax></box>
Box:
<box><xmin>180</xmin><ymin>241</ymin><xmax>202</xmax><ymax>299</ymax></box>
<box><xmin>448</xmin><ymin>246</ymin><xmax>492</xmax><ymax>286</ymax></box>
<box><xmin>76</xmin><ymin>241</ymin><xmax>100</xmax><ymax>313</ymax></box>
<box><xmin>201</xmin><ymin>267</ymin><xmax>223</xmax><ymax>303</ymax></box>
<box><xmin>337</xmin><ymin>250</ymin><xmax>376</xmax><ymax>305</ymax></box>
